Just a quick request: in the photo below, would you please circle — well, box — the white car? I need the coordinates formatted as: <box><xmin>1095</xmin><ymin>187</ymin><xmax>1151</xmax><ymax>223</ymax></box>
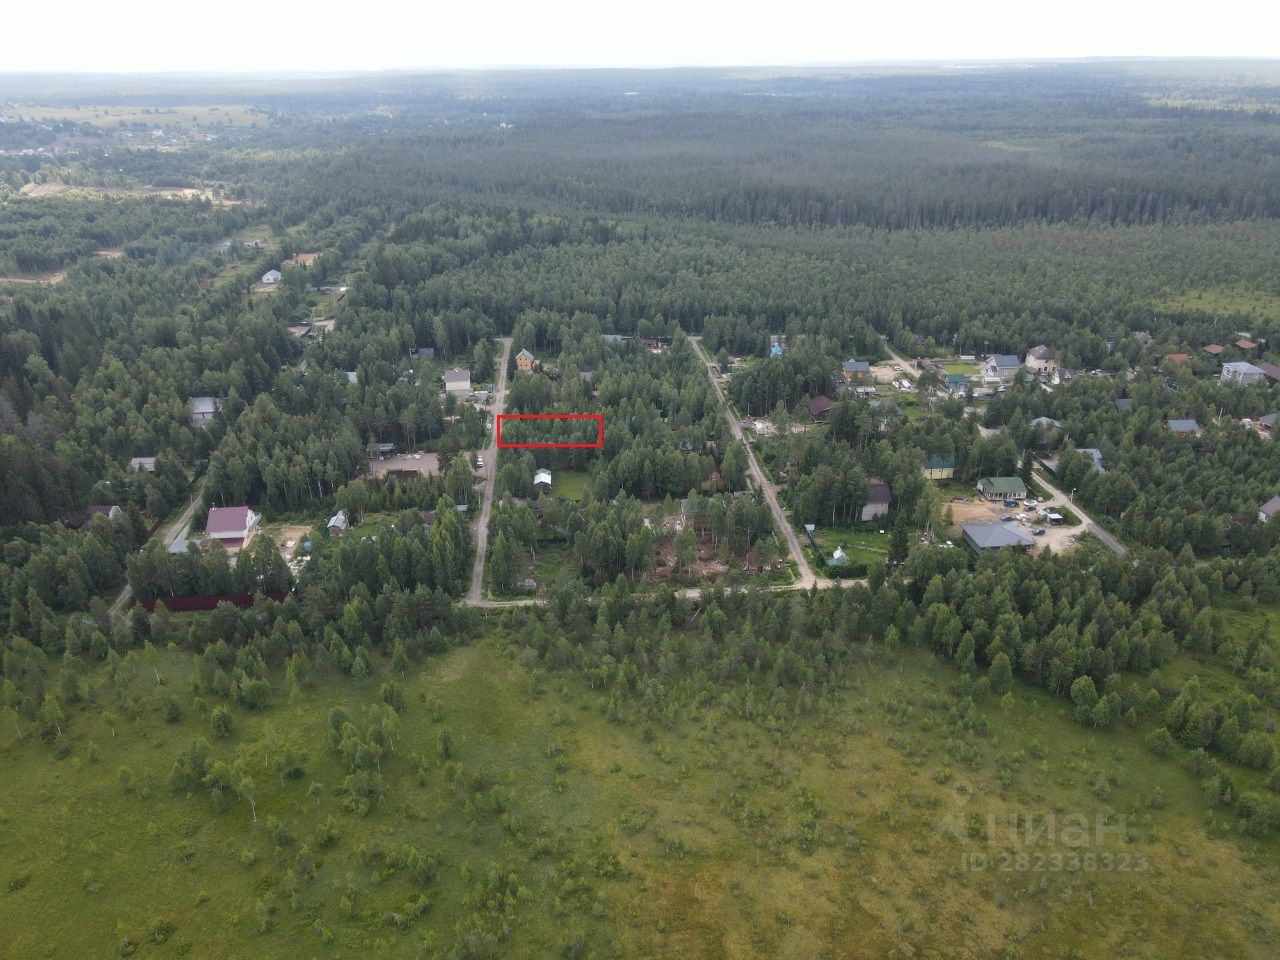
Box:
<box><xmin>475</xmin><ymin>457</ymin><xmax>485</xmax><ymax>469</ymax></box>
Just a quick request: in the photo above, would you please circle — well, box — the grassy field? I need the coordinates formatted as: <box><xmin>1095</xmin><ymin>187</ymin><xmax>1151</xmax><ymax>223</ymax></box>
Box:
<box><xmin>1156</xmin><ymin>285</ymin><xmax>1280</xmax><ymax>323</ymax></box>
<box><xmin>941</xmin><ymin>362</ymin><xmax>980</xmax><ymax>375</ymax></box>
<box><xmin>549</xmin><ymin>472</ymin><xmax>590</xmax><ymax>501</ymax></box>
<box><xmin>0</xmin><ymin>631</ymin><xmax>1276</xmax><ymax>959</ymax></box>
<box><xmin>7</xmin><ymin>104</ymin><xmax>266</xmax><ymax>129</ymax></box>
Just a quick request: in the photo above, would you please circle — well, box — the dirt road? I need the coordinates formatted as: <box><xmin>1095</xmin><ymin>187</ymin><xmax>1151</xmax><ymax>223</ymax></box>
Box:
<box><xmin>690</xmin><ymin>337</ymin><xmax>818</xmax><ymax>588</ymax></box>
<box><xmin>466</xmin><ymin>338</ymin><xmax>513</xmax><ymax>605</ymax></box>
<box><xmin>109</xmin><ymin>483</ymin><xmax>204</xmax><ymax>616</ymax></box>
<box><xmin>1033</xmin><ymin>468</ymin><xmax>1128</xmax><ymax>557</ymax></box>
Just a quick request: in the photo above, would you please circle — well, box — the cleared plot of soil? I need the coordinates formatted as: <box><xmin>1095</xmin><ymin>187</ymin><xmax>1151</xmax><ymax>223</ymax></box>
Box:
<box><xmin>95</xmin><ymin>248</ymin><xmax>124</xmax><ymax>259</ymax></box>
<box><xmin>282</xmin><ymin>252</ymin><xmax>319</xmax><ymax>267</ymax></box>
<box><xmin>369</xmin><ymin>451</ymin><xmax>440</xmax><ymax>479</ymax></box>
<box><xmin>0</xmin><ymin>270</ymin><xmax>65</xmax><ymax>286</ymax></box>
<box><xmin>18</xmin><ymin>183</ymin><xmax>237</xmax><ymax>203</ymax></box>
<box><xmin>265</xmin><ymin>523</ymin><xmax>312</xmax><ymax>560</ymax></box>
<box><xmin>943</xmin><ymin>495</ymin><xmax>1082</xmax><ymax>554</ymax></box>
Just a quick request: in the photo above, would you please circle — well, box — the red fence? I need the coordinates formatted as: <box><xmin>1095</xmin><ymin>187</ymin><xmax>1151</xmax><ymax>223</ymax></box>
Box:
<box><xmin>134</xmin><ymin>592</ymin><xmax>289</xmax><ymax>613</ymax></box>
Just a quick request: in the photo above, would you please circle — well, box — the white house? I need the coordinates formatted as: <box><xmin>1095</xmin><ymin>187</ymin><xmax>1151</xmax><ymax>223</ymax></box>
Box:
<box><xmin>534</xmin><ymin>468</ymin><xmax>552</xmax><ymax>494</ymax></box>
<box><xmin>1025</xmin><ymin>345</ymin><xmax>1058</xmax><ymax>376</ymax></box>
<box><xmin>442</xmin><ymin>368</ymin><xmax>471</xmax><ymax>396</ymax></box>
<box><xmin>327</xmin><ymin>510</ymin><xmax>349</xmax><ymax>535</ymax></box>
<box><xmin>1222</xmin><ymin>361</ymin><xmax>1265</xmax><ymax>387</ymax></box>
<box><xmin>984</xmin><ymin>354</ymin><xmax>1021</xmax><ymax>383</ymax></box>
<box><xmin>261</xmin><ymin>269</ymin><xmax>282</xmax><ymax>285</ymax></box>
<box><xmin>1260</xmin><ymin>496</ymin><xmax>1280</xmax><ymax>523</ymax></box>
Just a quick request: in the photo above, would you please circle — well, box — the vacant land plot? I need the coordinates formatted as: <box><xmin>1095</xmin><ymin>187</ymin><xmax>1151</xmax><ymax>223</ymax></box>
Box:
<box><xmin>0</xmin><ymin>270</ymin><xmax>66</xmax><ymax>286</ymax></box>
<box><xmin>545</xmin><ymin>469</ymin><xmax>589</xmax><ymax>500</ymax></box>
<box><xmin>1156</xmin><ymin>285</ymin><xmax>1280</xmax><ymax>322</ymax></box>
<box><xmin>369</xmin><ymin>451</ymin><xmax>440</xmax><ymax>479</ymax></box>
<box><xmin>2</xmin><ymin>638</ymin><xmax>1275</xmax><ymax>960</ymax></box>
<box><xmin>944</xmin><ymin>495</ymin><xmax>1082</xmax><ymax>554</ymax></box>
<box><xmin>8</xmin><ymin>103</ymin><xmax>264</xmax><ymax>128</ymax></box>
<box><xmin>263</xmin><ymin>523</ymin><xmax>312</xmax><ymax>561</ymax></box>
<box><xmin>282</xmin><ymin>252</ymin><xmax>319</xmax><ymax>267</ymax></box>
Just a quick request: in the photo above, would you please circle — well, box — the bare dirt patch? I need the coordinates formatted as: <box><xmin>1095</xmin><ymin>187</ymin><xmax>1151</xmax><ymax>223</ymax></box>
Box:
<box><xmin>266</xmin><ymin>524</ymin><xmax>311</xmax><ymax>561</ymax></box>
<box><xmin>19</xmin><ymin>183</ymin><xmax>72</xmax><ymax>197</ymax></box>
<box><xmin>942</xmin><ymin>495</ymin><xmax>1083</xmax><ymax>554</ymax></box>
<box><xmin>369</xmin><ymin>451</ymin><xmax>441</xmax><ymax>479</ymax></box>
<box><xmin>0</xmin><ymin>270</ymin><xmax>66</xmax><ymax>286</ymax></box>
<box><xmin>95</xmin><ymin>248</ymin><xmax>124</xmax><ymax>259</ymax></box>
<box><xmin>282</xmin><ymin>252</ymin><xmax>319</xmax><ymax>267</ymax></box>
<box><xmin>870</xmin><ymin>361</ymin><xmax>899</xmax><ymax>384</ymax></box>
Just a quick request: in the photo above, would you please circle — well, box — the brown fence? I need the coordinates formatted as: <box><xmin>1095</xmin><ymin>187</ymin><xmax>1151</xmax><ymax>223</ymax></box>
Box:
<box><xmin>134</xmin><ymin>592</ymin><xmax>289</xmax><ymax>613</ymax></box>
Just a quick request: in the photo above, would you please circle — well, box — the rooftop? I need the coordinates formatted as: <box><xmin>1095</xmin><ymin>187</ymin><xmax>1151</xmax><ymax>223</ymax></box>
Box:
<box><xmin>963</xmin><ymin>523</ymin><xmax>1034</xmax><ymax>550</ymax></box>
<box><xmin>978</xmin><ymin>477</ymin><xmax>1028</xmax><ymax>495</ymax></box>
<box><xmin>206</xmin><ymin>506</ymin><xmax>253</xmax><ymax>535</ymax></box>
<box><xmin>1223</xmin><ymin>361</ymin><xmax>1264</xmax><ymax>375</ymax></box>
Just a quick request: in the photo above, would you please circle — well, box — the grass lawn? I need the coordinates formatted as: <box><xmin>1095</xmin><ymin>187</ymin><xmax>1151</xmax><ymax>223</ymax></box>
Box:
<box><xmin>806</xmin><ymin>523</ymin><xmax>890</xmax><ymax>574</ymax></box>
<box><xmin>550</xmin><ymin>470</ymin><xmax>589</xmax><ymax>501</ymax></box>
<box><xmin>941</xmin><ymin>362</ymin><xmax>980</xmax><ymax>375</ymax></box>
<box><xmin>931</xmin><ymin>479</ymin><xmax>979</xmax><ymax>500</ymax></box>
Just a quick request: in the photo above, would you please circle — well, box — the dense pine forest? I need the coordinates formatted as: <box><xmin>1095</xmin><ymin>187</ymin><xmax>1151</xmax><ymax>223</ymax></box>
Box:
<box><xmin>2</xmin><ymin>62</ymin><xmax>1280</xmax><ymax>959</ymax></box>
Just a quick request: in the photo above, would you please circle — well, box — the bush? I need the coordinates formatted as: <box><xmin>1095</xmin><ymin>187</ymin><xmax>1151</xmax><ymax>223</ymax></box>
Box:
<box><xmin>1145</xmin><ymin>727</ymin><xmax>1176</xmax><ymax>757</ymax></box>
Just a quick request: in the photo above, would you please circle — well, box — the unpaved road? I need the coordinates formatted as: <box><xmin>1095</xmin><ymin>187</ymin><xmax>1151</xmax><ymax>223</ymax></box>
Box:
<box><xmin>109</xmin><ymin>483</ymin><xmax>204</xmax><ymax>616</ymax></box>
<box><xmin>691</xmin><ymin>337</ymin><xmax>817</xmax><ymax>588</ymax></box>
<box><xmin>466</xmin><ymin>338</ymin><xmax>513</xmax><ymax>605</ymax></box>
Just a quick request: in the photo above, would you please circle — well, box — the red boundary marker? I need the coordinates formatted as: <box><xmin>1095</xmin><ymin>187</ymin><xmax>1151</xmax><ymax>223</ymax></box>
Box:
<box><xmin>497</xmin><ymin>413</ymin><xmax>603</xmax><ymax>448</ymax></box>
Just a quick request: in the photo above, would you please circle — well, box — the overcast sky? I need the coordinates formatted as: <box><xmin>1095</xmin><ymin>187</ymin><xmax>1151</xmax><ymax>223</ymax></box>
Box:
<box><xmin>6</xmin><ymin>0</ymin><xmax>1280</xmax><ymax>72</ymax></box>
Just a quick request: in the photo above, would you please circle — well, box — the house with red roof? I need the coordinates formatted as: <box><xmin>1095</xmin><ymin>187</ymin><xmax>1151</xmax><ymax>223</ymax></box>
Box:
<box><xmin>205</xmin><ymin>506</ymin><xmax>260</xmax><ymax>549</ymax></box>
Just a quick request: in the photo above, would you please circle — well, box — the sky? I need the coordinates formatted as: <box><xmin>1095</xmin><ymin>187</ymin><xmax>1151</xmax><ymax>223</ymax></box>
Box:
<box><xmin>6</xmin><ymin>0</ymin><xmax>1280</xmax><ymax>72</ymax></box>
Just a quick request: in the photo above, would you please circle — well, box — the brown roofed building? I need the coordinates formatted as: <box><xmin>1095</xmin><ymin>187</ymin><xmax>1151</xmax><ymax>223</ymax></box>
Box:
<box><xmin>1202</xmin><ymin>343</ymin><xmax>1224</xmax><ymax>356</ymax></box>
<box><xmin>808</xmin><ymin>395</ymin><xmax>834</xmax><ymax>422</ymax></box>
<box><xmin>1165</xmin><ymin>353</ymin><xmax>1190</xmax><ymax>365</ymax></box>
<box><xmin>1237</xmin><ymin>338</ymin><xmax>1258</xmax><ymax>351</ymax></box>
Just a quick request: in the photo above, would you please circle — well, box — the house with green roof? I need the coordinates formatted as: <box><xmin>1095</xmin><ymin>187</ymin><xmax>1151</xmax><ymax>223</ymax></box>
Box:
<box><xmin>976</xmin><ymin>477</ymin><xmax>1027</xmax><ymax>501</ymax></box>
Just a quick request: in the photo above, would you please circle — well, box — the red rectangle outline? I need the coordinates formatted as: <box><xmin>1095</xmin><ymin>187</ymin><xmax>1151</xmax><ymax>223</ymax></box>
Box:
<box><xmin>496</xmin><ymin>413</ymin><xmax>603</xmax><ymax>448</ymax></box>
